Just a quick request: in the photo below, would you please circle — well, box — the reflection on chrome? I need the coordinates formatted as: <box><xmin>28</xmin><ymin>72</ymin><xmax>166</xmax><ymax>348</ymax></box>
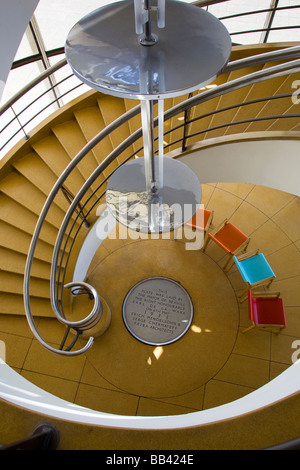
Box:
<box><xmin>106</xmin><ymin>189</ymin><xmax>176</xmax><ymax>233</ymax></box>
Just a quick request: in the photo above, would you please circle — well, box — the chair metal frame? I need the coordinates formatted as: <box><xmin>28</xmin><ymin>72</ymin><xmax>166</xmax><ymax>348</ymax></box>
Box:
<box><xmin>185</xmin><ymin>207</ymin><xmax>214</xmax><ymax>248</ymax></box>
<box><xmin>242</xmin><ymin>290</ymin><xmax>286</xmax><ymax>334</ymax></box>
<box><xmin>203</xmin><ymin>218</ymin><xmax>250</xmax><ymax>272</ymax></box>
<box><xmin>234</xmin><ymin>249</ymin><xmax>276</xmax><ymax>302</ymax></box>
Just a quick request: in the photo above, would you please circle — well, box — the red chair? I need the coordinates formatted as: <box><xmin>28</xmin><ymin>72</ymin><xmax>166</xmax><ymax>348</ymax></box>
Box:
<box><xmin>203</xmin><ymin>218</ymin><xmax>250</xmax><ymax>272</ymax></box>
<box><xmin>242</xmin><ymin>290</ymin><xmax>287</xmax><ymax>334</ymax></box>
<box><xmin>186</xmin><ymin>207</ymin><xmax>214</xmax><ymax>247</ymax></box>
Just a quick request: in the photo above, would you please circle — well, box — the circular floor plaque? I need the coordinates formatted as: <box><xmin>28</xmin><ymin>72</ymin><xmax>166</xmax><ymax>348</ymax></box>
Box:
<box><xmin>122</xmin><ymin>277</ymin><xmax>193</xmax><ymax>346</ymax></box>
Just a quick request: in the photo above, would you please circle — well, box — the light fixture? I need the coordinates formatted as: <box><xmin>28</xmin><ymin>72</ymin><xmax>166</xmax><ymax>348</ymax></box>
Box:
<box><xmin>65</xmin><ymin>0</ymin><xmax>231</xmax><ymax>234</ymax></box>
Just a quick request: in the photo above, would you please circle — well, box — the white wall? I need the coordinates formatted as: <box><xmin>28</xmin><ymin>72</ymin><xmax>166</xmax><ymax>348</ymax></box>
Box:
<box><xmin>0</xmin><ymin>0</ymin><xmax>39</xmax><ymax>102</ymax></box>
<box><xmin>178</xmin><ymin>138</ymin><xmax>300</xmax><ymax>197</ymax></box>
<box><xmin>1</xmin><ymin>356</ymin><xmax>299</xmax><ymax>429</ymax></box>
<box><xmin>2</xmin><ymin>135</ymin><xmax>299</xmax><ymax>428</ymax></box>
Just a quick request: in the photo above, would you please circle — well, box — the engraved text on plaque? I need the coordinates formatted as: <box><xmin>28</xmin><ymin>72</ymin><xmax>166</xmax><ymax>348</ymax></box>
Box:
<box><xmin>122</xmin><ymin>277</ymin><xmax>193</xmax><ymax>345</ymax></box>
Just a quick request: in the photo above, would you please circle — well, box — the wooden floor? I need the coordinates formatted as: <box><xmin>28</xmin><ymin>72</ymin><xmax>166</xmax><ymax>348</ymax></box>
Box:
<box><xmin>0</xmin><ymin>182</ymin><xmax>299</xmax><ymax>418</ymax></box>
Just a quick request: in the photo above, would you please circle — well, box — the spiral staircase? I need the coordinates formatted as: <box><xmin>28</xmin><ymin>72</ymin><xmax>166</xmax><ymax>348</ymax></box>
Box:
<box><xmin>0</xmin><ymin>2</ymin><xmax>300</xmax><ymax>450</ymax></box>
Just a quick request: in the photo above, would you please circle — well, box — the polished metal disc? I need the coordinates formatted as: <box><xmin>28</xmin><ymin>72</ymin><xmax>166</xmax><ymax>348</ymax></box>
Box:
<box><xmin>123</xmin><ymin>277</ymin><xmax>193</xmax><ymax>346</ymax></box>
<box><xmin>106</xmin><ymin>156</ymin><xmax>201</xmax><ymax>233</ymax></box>
<box><xmin>65</xmin><ymin>0</ymin><xmax>232</xmax><ymax>100</ymax></box>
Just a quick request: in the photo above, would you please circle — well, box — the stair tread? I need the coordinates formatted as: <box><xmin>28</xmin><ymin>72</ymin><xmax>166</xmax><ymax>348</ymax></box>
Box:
<box><xmin>74</xmin><ymin>105</ymin><xmax>117</xmax><ymax>175</ymax></box>
<box><xmin>123</xmin><ymin>99</ymin><xmax>143</xmax><ymax>155</ymax></box>
<box><xmin>202</xmin><ymin>66</ymin><xmax>268</xmax><ymax>140</ymax></box>
<box><xmin>0</xmin><ymin>193</ymin><xmax>61</xmax><ymax>247</ymax></box>
<box><xmin>223</xmin><ymin>68</ymin><xmax>292</xmax><ymax>135</ymax></box>
<box><xmin>187</xmin><ymin>73</ymin><xmax>231</xmax><ymax>145</ymax></box>
<box><xmin>32</xmin><ymin>134</ymin><xmax>87</xmax><ymax>197</ymax></box>
<box><xmin>0</xmin><ymin>220</ymin><xmax>63</xmax><ymax>264</ymax></box>
<box><xmin>74</xmin><ymin>106</ymin><xmax>113</xmax><ymax>182</ymax></box>
<box><xmin>13</xmin><ymin>151</ymin><xmax>74</xmax><ymax>214</ymax></box>
<box><xmin>51</xmin><ymin>120</ymin><xmax>99</xmax><ymax>182</ymax></box>
<box><xmin>97</xmin><ymin>95</ymin><xmax>135</xmax><ymax>163</ymax></box>
<box><xmin>0</xmin><ymin>247</ymin><xmax>50</xmax><ymax>279</ymax></box>
<box><xmin>0</xmin><ymin>271</ymin><xmax>50</xmax><ymax>298</ymax></box>
<box><xmin>0</xmin><ymin>293</ymin><xmax>55</xmax><ymax>317</ymax></box>
<box><xmin>0</xmin><ymin>171</ymin><xmax>65</xmax><ymax>229</ymax></box>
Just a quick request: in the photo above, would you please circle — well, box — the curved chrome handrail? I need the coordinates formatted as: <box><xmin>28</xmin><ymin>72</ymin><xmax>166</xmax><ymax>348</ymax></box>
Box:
<box><xmin>225</xmin><ymin>44</ymin><xmax>300</xmax><ymax>73</ymax></box>
<box><xmin>0</xmin><ymin>58</ymin><xmax>67</xmax><ymax>115</ymax></box>
<box><xmin>2</xmin><ymin>45</ymin><xmax>300</xmax><ymax>116</ymax></box>
<box><xmin>52</xmin><ymin>57</ymin><xmax>300</xmax><ymax>319</ymax></box>
<box><xmin>53</xmin><ymin>55</ymin><xmax>300</xmax><ymax>273</ymax></box>
<box><xmin>2</xmin><ymin>43</ymin><xmax>300</xmax><ymax>155</ymax></box>
<box><xmin>23</xmin><ymin>104</ymin><xmax>141</xmax><ymax>356</ymax></box>
<box><xmin>165</xmin><ymin>58</ymin><xmax>300</xmax><ymax>119</ymax></box>
<box><xmin>63</xmin><ymin>282</ymin><xmax>103</xmax><ymax>329</ymax></box>
<box><xmin>23</xmin><ymin>51</ymin><xmax>300</xmax><ymax>356</ymax></box>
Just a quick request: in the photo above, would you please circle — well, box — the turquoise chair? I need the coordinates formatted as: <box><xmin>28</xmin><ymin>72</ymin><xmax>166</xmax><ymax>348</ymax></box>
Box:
<box><xmin>233</xmin><ymin>250</ymin><xmax>276</xmax><ymax>302</ymax></box>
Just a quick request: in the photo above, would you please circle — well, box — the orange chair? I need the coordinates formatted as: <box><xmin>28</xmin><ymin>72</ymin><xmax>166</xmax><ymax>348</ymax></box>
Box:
<box><xmin>242</xmin><ymin>290</ymin><xmax>287</xmax><ymax>334</ymax></box>
<box><xmin>203</xmin><ymin>218</ymin><xmax>250</xmax><ymax>272</ymax></box>
<box><xmin>186</xmin><ymin>207</ymin><xmax>214</xmax><ymax>247</ymax></box>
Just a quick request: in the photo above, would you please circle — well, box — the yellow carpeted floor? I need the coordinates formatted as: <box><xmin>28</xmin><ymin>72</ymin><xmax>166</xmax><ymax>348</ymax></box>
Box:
<box><xmin>1</xmin><ymin>182</ymin><xmax>300</xmax><ymax>418</ymax></box>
